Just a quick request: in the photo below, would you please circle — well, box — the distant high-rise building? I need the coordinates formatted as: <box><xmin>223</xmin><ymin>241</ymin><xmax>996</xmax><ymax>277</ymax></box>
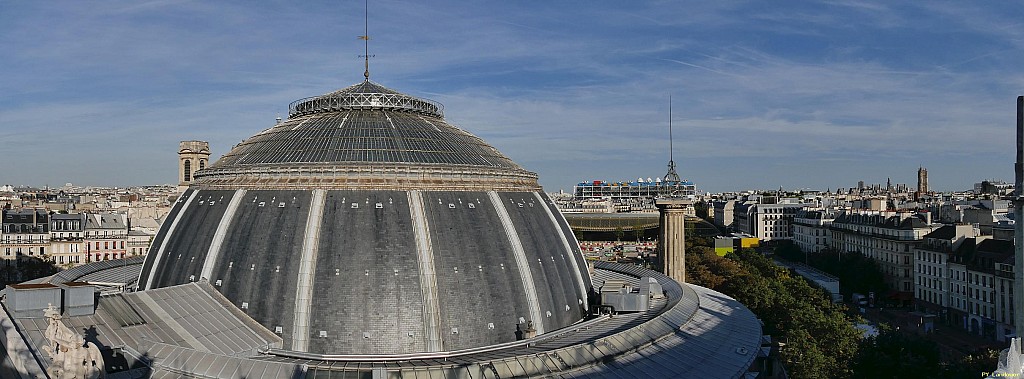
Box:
<box><xmin>178</xmin><ymin>141</ymin><xmax>210</xmax><ymax>190</ymax></box>
<box><xmin>918</xmin><ymin>166</ymin><xmax>929</xmax><ymax>194</ymax></box>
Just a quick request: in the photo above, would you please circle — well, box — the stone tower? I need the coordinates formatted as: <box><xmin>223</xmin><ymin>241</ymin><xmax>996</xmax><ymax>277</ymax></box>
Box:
<box><xmin>178</xmin><ymin>141</ymin><xmax>210</xmax><ymax>190</ymax></box>
<box><xmin>656</xmin><ymin>198</ymin><xmax>691</xmax><ymax>283</ymax></box>
<box><xmin>917</xmin><ymin>166</ymin><xmax>928</xmax><ymax>194</ymax></box>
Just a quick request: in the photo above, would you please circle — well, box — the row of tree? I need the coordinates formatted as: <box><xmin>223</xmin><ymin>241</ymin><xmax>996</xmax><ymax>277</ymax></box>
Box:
<box><xmin>0</xmin><ymin>256</ymin><xmax>60</xmax><ymax>285</ymax></box>
<box><xmin>773</xmin><ymin>243</ymin><xmax>889</xmax><ymax>301</ymax></box>
<box><xmin>685</xmin><ymin>244</ymin><xmax>999</xmax><ymax>378</ymax></box>
<box><xmin>687</xmin><ymin>246</ymin><xmax>860</xmax><ymax>378</ymax></box>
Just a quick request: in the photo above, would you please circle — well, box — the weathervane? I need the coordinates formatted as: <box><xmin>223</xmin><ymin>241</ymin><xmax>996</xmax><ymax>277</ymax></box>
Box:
<box><xmin>664</xmin><ymin>95</ymin><xmax>681</xmax><ymax>183</ymax></box>
<box><xmin>358</xmin><ymin>0</ymin><xmax>374</xmax><ymax>81</ymax></box>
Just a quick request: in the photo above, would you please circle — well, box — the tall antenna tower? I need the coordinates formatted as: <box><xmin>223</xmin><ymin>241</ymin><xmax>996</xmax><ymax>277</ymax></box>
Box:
<box><xmin>663</xmin><ymin>95</ymin><xmax>681</xmax><ymax>183</ymax></box>
<box><xmin>358</xmin><ymin>0</ymin><xmax>374</xmax><ymax>81</ymax></box>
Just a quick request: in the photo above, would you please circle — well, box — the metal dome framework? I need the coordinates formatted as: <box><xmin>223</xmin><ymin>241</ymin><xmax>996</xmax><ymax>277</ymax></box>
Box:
<box><xmin>138</xmin><ymin>80</ymin><xmax>593</xmax><ymax>356</ymax></box>
<box><xmin>199</xmin><ymin>80</ymin><xmax>535</xmax><ymax>191</ymax></box>
<box><xmin>288</xmin><ymin>80</ymin><xmax>444</xmax><ymax>118</ymax></box>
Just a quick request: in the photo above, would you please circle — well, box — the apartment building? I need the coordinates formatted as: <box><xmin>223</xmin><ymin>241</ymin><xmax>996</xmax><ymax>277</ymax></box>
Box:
<box><xmin>829</xmin><ymin>211</ymin><xmax>939</xmax><ymax>303</ymax></box>
<box><xmin>0</xmin><ymin>209</ymin><xmax>49</xmax><ymax>263</ymax></box>
<box><xmin>792</xmin><ymin>209</ymin><xmax>835</xmax><ymax>253</ymax></box>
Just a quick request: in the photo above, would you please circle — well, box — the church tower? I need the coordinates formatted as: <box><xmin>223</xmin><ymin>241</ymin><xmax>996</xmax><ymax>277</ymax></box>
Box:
<box><xmin>917</xmin><ymin>166</ymin><xmax>929</xmax><ymax>194</ymax></box>
<box><xmin>178</xmin><ymin>141</ymin><xmax>210</xmax><ymax>191</ymax></box>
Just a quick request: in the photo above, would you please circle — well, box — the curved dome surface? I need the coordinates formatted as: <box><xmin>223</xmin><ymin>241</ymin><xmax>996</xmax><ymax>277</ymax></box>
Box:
<box><xmin>139</xmin><ymin>81</ymin><xmax>593</xmax><ymax>356</ymax></box>
<box><xmin>197</xmin><ymin>81</ymin><xmax>536</xmax><ymax>191</ymax></box>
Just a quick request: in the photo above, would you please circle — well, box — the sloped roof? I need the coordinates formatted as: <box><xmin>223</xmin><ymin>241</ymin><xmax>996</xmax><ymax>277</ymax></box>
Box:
<box><xmin>84</xmin><ymin>213</ymin><xmax>126</xmax><ymax>230</ymax></box>
<box><xmin>923</xmin><ymin>225</ymin><xmax>957</xmax><ymax>240</ymax></box>
<box><xmin>977</xmin><ymin>238</ymin><xmax>1014</xmax><ymax>255</ymax></box>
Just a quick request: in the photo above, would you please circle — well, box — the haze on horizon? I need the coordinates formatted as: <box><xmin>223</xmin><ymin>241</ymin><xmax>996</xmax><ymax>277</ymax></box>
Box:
<box><xmin>1</xmin><ymin>1</ymin><xmax>1020</xmax><ymax>193</ymax></box>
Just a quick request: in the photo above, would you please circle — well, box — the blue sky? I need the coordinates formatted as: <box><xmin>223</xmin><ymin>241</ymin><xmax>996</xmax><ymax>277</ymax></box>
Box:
<box><xmin>1</xmin><ymin>1</ymin><xmax>1022</xmax><ymax>193</ymax></box>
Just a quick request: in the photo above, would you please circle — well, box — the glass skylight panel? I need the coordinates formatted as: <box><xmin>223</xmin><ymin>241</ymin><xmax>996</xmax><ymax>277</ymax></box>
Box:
<box><xmin>370</xmin><ymin>150</ymin><xmax>387</xmax><ymax>162</ymax></box>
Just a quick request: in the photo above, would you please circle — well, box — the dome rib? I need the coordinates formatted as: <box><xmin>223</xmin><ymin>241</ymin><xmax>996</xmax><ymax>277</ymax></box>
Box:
<box><xmin>140</xmin><ymin>80</ymin><xmax>593</xmax><ymax>357</ymax></box>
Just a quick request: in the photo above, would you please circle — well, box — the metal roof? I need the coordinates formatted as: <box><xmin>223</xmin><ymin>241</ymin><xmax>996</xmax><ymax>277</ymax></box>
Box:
<box><xmin>138</xmin><ymin>189</ymin><xmax>592</xmax><ymax>355</ymax></box>
<box><xmin>44</xmin><ymin>255</ymin><xmax>146</xmax><ymax>286</ymax></box>
<box><xmin>2</xmin><ymin>261</ymin><xmax>762</xmax><ymax>378</ymax></box>
<box><xmin>199</xmin><ymin>81</ymin><xmax>535</xmax><ymax>189</ymax></box>
<box><xmin>4</xmin><ymin>280</ymin><xmax>281</xmax><ymax>377</ymax></box>
<box><xmin>289</xmin><ymin>80</ymin><xmax>443</xmax><ymax>118</ymax></box>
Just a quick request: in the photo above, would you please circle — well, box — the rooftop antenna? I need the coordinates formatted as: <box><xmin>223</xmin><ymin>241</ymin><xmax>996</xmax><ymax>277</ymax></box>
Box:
<box><xmin>663</xmin><ymin>95</ymin><xmax>681</xmax><ymax>183</ymax></box>
<box><xmin>358</xmin><ymin>0</ymin><xmax>374</xmax><ymax>81</ymax></box>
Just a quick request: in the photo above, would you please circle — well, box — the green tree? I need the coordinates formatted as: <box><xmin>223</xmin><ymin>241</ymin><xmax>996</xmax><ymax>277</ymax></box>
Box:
<box><xmin>851</xmin><ymin>325</ymin><xmax>942</xmax><ymax>378</ymax></box>
<box><xmin>0</xmin><ymin>257</ymin><xmax>59</xmax><ymax>285</ymax></box>
<box><xmin>776</xmin><ymin>245</ymin><xmax>889</xmax><ymax>299</ymax></box>
<box><xmin>688</xmin><ymin>248</ymin><xmax>862</xmax><ymax>378</ymax></box>
<box><xmin>944</xmin><ymin>349</ymin><xmax>1000</xmax><ymax>378</ymax></box>
<box><xmin>693</xmin><ymin>200</ymin><xmax>710</xmax><ymax>221</ymax></box>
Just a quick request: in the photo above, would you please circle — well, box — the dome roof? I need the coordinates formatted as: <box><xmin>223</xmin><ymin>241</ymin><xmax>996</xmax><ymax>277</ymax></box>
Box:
<box><xmin>198</xmin><ymin>81</ymin><xmax>536</xmax><ymax>191</ymax></box>
<box><xmin>140</xmin><ymin>80</ymin><xmax>593</xmax><ymax>356</ymax></box>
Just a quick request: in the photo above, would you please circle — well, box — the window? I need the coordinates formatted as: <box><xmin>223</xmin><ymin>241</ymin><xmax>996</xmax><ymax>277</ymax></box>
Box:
<box><xmin>184</xmin><ymin>159</ymin><xmax>192</xmax><ymax>182</ymax></box>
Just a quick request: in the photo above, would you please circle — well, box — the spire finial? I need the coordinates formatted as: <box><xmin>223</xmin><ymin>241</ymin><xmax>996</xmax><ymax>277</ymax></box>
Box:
<box><xmin>358</xmin><ymin>0</ymin><xmax>374</xmax><ymax>81</ymax></box>
<box><xmin>664</xmin><ymin>94</ymin><xmax>681</xmax><ymax>183</ymax></box>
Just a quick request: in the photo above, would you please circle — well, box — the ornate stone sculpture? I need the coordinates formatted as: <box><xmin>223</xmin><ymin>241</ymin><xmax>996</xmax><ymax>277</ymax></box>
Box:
<box><xmin>42</xmin><ymin>304</ymin><xmax>104</xmax><ymax>378</ymax></box>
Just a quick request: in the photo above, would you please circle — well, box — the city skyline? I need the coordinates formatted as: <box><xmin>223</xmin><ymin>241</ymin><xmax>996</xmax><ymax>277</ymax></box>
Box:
<box><xmin>2</xmin><ymin>1</ymin><xmax>1022</xmax><ymax>193</ymax></box>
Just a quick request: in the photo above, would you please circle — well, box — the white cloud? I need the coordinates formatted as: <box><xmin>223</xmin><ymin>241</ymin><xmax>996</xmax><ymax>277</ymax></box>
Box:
<box><xmin>1</xmin><ymin>1</ymin><xmax>1019</xmax><ymax>192</ymax></box>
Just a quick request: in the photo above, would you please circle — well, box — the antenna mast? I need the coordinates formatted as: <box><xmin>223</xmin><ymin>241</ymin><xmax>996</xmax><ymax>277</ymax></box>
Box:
<box><xmin>664</xmin><ymin>95</ymin><xmax>681</xmax><ymax>183</ymax></box>
<box><xmin>358</xmin><ymin>0</ymin><xmax>374</xmax><ymax>81</ymax></box>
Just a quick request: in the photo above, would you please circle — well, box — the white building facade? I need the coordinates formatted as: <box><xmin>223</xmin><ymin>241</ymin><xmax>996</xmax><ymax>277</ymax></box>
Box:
<box><xmin>792</xmin><ymin>210</ymin><xmax>834</xmax><ymax>253</ymax></box>
<box><xmin>829</xmin><ymin>211</ymin><xmax>939</xmax><ymax>302</ymax></box>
